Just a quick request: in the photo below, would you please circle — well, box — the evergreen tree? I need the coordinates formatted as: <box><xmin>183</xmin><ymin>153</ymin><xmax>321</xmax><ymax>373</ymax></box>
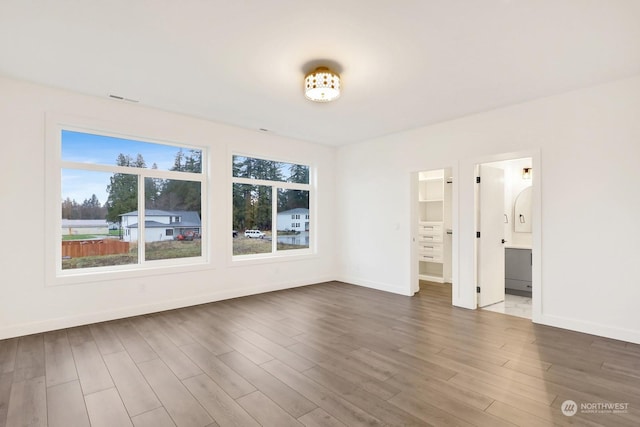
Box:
<box><xmin>158</xmin><ymin>150</ymin><xmax>202</xmax><ymax>215</ymax></box>
<box><xmin>288</xmin><ymin>164</ymin><xmax>309</xmax><ymax>184</ymax></box>
<box><xmin>231</xmin><ymin>156</ymin><xmax>284</xmax><ymax>231</ymax></box>
<box><xmin>145</xmin><ymin>163</ymin><xmax>163</xmax><ymax>209</ymax></box>
<box><xmin>105</xmin><ymin>154</ymin><xmax>141</xmax><ymax>223</ymax></box>
<box><xmin>80</xmin><ymin>194</ymin><xmax>104</xmax><ymax>219</ymax></box>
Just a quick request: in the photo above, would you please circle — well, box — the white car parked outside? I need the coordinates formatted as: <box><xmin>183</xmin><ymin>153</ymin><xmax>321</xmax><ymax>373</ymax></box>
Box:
<box><xmin>244</xmin><ymin>229</ymin><xmax>265</xmax><ymax>238</ymax></box>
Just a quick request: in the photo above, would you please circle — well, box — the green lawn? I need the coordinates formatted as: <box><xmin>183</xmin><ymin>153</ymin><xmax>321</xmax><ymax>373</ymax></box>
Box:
<box><xmin>233</xmin><ymin>235</ymin><xmax>306</xmax><ymax>255</ymax></box>
<box><xmin>62</xmin><ymin>234</ymin><xmax>107</xmax><ymax>241</ymax></box>
<box><xmin>62</xmin><ymin>240</ymin><xmax>201</xmax><ymax>269</ymax></box>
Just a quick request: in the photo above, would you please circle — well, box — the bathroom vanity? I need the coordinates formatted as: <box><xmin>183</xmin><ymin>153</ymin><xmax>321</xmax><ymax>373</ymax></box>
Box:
<box><xmin>505</xmin><ymin>246</ymin><xmax>532</xmax><ymax>296</ymax></box>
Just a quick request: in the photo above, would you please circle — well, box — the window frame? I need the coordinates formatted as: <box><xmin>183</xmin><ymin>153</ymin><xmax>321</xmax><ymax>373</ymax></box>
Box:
<box><xmin>230</xmin><ymin>152</ymin><xmax>314</xmax><ymax>262</ymax></box>
<box><xmin>45</xmin><ymin>114</ymin><xmax>209</xmax><ymax>286</ymax></box>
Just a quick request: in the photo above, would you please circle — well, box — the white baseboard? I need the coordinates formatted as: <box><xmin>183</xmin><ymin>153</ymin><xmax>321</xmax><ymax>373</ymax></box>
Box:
<box><xmin>336</xmin><ymin>275</ymin><xmax>413</xmax><ymax>296</ymax></box>
<box><xmin>0</xmin><ymin>276</ymin><xmax>335</xmax><ymax>340</ymax></box>
<box><xmin>535</xmin><ymin>313</ymin><xmax>640</xmax><ymax>345</ymax></box>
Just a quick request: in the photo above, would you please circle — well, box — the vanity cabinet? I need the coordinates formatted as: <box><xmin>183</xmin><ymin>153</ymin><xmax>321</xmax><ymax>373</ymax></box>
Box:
<box><xmin>505</xmin><ymin>248</ymin><xmax>532</xmax><ymax>295</ymax></box>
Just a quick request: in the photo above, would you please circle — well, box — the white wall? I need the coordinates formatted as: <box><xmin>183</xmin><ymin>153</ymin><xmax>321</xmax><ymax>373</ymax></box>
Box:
<box><xmin>3</xmin><ymin>72</ymin><xmax>640</xmax><ymax>345</ymax></box>
<box><xmin>0</xmin><ymin>76</ymin><xmax>337</xmax><ymax>339</ymax></box>
<box><xmin>337</xmin><ymin>75</ymin><xmax>640</xmax><ymax>344</ymax></box>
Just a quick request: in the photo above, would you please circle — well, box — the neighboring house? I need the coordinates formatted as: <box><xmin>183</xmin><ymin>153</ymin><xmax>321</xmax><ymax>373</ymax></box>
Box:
<box><xmin>120</xmin><ymin>210</ymin><xmax>201</xmax><ymax>242</ymax></box>
<box><xmin>61</xmin><ymin>219</ymin><xmax>108</xmax><ymax>236</ymax></box>
<box><xmin>276</xmin><ymin>208</ymin><xmax>309</xmax><ymax>232</ymax></box>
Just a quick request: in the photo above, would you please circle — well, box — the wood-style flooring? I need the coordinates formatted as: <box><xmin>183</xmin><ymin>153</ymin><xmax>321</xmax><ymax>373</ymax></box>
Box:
<box><xmin>1</xmin><ymin>280</ymin><xmax>639</xmax><ymax>426</ymax></box>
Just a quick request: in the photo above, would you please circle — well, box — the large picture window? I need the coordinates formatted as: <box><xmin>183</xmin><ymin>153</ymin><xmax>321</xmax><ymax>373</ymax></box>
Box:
<box><xmin>58</xmin><ymin>129</ymin><xmax>205</xmax><ymax>273</ymax></box>
<box><xmin>232</xmin><ymin>155</ymin><xmax>311</xmax><ymax>257</ymax></box>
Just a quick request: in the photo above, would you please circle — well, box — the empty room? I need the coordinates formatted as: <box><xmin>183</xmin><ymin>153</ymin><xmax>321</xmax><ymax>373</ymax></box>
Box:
<box><xmin>1</xmin><ymin>1</ymin><xmax>639</xmax><ymax>426</ymax></box>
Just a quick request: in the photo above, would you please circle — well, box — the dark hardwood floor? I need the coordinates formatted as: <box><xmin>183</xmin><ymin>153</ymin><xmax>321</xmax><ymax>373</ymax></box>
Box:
<box><xmin>1</xmin><ymin>280</ymin><xmax>639</xmax><ymax>426</ymax></box>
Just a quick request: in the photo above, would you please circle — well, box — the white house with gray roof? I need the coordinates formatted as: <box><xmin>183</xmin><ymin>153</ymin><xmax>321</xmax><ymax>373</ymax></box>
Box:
<box><xmin>276</xmin><ymin>208</ymin><xmax>309</xmax><ymax>232</ymax></box>
<box><xmin>120</xmin><ymin>210</ymin><xmax>201</xmax><ymax>242</ymax></box>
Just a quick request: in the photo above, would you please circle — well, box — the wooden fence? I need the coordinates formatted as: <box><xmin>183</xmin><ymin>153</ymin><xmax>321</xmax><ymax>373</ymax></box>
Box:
<box><xmin>62</xmin><ymin>239</ymin><xmax>130</xmax><ymax>258</ymax></box>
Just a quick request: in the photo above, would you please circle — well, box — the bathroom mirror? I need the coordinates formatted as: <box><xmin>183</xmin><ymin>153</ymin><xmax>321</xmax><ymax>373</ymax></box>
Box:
<box><xmin>514</xmin><ymin>186</ymin><xmax>532</xmax><ymax>233</ymax></box>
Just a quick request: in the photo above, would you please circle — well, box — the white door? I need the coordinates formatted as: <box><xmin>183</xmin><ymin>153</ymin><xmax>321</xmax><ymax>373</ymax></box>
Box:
<box><xmin>477</xmin><ymin>165</ymin><xmax>505</xmax><ymax>307</ymax></box>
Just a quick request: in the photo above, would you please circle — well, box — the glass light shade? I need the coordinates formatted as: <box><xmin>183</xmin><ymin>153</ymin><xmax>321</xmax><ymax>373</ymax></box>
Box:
<box><xmin>304</xmin><ymin>67</ymin><xmax>340</xmax><ymax>102</ymax></box>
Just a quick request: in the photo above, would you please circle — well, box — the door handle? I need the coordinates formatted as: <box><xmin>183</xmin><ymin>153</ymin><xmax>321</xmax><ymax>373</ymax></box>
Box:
<box><xmin>501</xmin><ymin>239</ymin><xmax>507</xmax><ymax>244</ymax></box>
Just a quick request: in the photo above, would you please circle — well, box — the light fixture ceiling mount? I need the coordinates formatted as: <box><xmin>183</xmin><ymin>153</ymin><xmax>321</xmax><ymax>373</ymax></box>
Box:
<box><xmin>304</xmin><ymin>66</ymin><xmax>340</xmax><ymax>102</ymax></box>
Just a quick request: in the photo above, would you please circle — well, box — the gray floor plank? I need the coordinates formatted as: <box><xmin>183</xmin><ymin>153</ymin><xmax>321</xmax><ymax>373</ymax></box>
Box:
<box><xmin>132</xmin><ymin>318</ymin><xmax>203</xmax><ymax>380</ymax></box>
<box><xmin>111</xmin><ymin>320</ymin><xmax>158</xmax><ymax>364</ymax></box>
<box><xmin>89</xmin><ymin>322</ymin><xmax>125</xmax><ymax>355</ymax></box>
<box><xmin>148</xmin><ymin>314</ymin><xmax>196</xmax><ymax>347</ymax></box>
<box><xmin>237</xmin><ymin>390</ymin><xmax>303</xmax><ymax>427</ymax></box>
<box><xmin>179</xmin><ymin>321</ymin><xmax>234</xmax><ymax>356</ymax></box>
<box><xmin>70</xmin><ymin>340</ymin><xmax>114</xmax><ymax>395</ymax></box>
<box><xmin>131</xmin><ymin>407</ymin><xmax>176</xmax><ymax>427</ymax></box>
<box><xmin>13</xmin><ymin>334</ymin><xmax>45</xmax><ymax>382</ymax></box>
<box><xmin>234</xmin><ymin>329</ymin><xmax>315</xmax><ymax>371</ymax></box>
<box><xmin>179</xmin><ymin>342</ymin><xmax>256</xmax><ymax>399</ymax></box>
<box><xmin>298</xmin><ymin>408</ymin><xmax>347</xmax><ymax>427</ymax></box>
<box><xmin>182</xmin><ymin>373</ymin><xmax>260</xmax><ymax>427</ymax></box>
<box><xmin>218</xmin><ymin>351</ymin><xmax>317</xmax><ymax>418</ymax></box>
<box><xmin>46</xmin><ymin>380</ymin><xmax>90</xmax><ymax>427</ymax></box>
<box><xmin>0</xmin><ymin>338</ymin><xmax>18</xmax><ymax>374</ymax></box>
<box><xmin>84</xmin><ymin>387</ymin><xmax>133</xmax><ymax>427</ymax></box>
<box><xmin>0</xmin><ymin>372</ymin><xmax>13</xmax><ymax>426</ymax></box>
<box><xmin>262</xmin><ymin>359</ymin><xmax>384</xmax><ymax>426</ymax></box>
<box><xmin>44</xmin><ymin>330</ymin><xmax>77</xmax><ymax>387</ymax></box>
<box><xmin>137</xmin><ymin>358</ymin><xmax>213</xmax><ymax>426</ymax></box>
<box><xmin>103</xmin><ymin>350</ymin><xmax>162</xmax><ymax>417</ymax></box>
<box><xmin>302</xmin><ymin>365</ymin><xmax>427</xmax><ymax>426</ymax></box>
<box><xmin>6</xmin><ymin>376</ymin><xmax>47</xmax><ymax>427</ymax></box>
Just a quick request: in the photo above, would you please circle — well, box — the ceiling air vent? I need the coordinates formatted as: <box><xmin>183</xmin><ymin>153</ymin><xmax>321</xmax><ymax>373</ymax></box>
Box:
<box><xmin>108</xmin><ymin>94</ymin><xmax>139</xmax><ymax>103</ymax></box>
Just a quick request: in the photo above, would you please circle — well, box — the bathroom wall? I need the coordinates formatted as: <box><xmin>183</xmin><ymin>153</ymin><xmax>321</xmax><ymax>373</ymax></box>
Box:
<box><xmin>498</xmin><ymin>158</ymin><xmax>533</xmax><ymax>248</ymax></box>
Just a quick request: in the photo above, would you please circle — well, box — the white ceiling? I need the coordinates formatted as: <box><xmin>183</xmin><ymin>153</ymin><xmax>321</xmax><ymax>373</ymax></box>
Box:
<box><xmin>1</xmin><ymin>1</ymin><xmax>639</xmax><ymax>146</ymax></box>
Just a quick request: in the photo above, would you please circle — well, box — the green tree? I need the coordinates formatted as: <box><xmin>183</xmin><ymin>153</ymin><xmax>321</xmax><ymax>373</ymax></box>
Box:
<box><xmin>157</xmin><ymin>150</ymin><xmax>202</xmax><ymax>215</ymax></box>
<box><xmin>80</xmin><ymin>194</ymin><xmax>105</xmax><ymax>219</ymax></box>
<box><xmin>62</xmin><ymin>197</ymin><xmax>80</xmax><ymax>219</ymax></box>
<box><xmin>145</xmin><ymin>163</ymin><xmax>163</xmax><ymax>209</ymax></box>
<box><xmin>105</xmin><ymin>154</ymin><xmax>142</xmax><ymax>223</ymax></box>
<box><xmin>288</xmin><ymin>164</ymin><xmax>309</xmax><ymax>184</ymax></box>
<box><xmin>232</xmin><ymin>156</ymin><xmax>284</xmax><ymax>231</ymax></box>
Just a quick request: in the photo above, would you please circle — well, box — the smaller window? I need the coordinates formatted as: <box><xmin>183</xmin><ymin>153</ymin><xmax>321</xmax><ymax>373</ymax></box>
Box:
<box><xmin>166</xmin><ymin>229</ymin><xmax>173</xmax><ymax>236</ymax></box>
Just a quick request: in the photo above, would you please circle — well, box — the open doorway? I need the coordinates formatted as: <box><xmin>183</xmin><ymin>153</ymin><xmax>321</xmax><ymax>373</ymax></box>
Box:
<box><xmin>412</xmin><ymin>167</ymin><xmax>453</xmax><ymax>296</ymax></box>
<box><xmin>476</xmin><ymin>157</ymin><xmax>534</xmax><ymax>319</ymax></box>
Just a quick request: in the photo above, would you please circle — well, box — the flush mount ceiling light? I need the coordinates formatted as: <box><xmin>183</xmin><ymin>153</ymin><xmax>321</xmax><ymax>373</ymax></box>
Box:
<box><xmin>304</xmin><ymin>66</ymin><xmax>340</xmax><ymax>102</ymax></box>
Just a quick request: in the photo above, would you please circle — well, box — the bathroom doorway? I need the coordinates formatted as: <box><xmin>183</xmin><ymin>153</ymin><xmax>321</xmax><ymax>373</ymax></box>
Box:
<box><xmin>476</xmin><ymin>157</ymin><xmax>534</xmax><ymax>319</ymax></box>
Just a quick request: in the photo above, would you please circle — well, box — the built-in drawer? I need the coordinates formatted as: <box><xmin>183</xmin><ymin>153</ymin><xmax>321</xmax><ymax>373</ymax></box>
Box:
<box><xmin>418</xmin><ymin>243</ymin><xmax>443</xmax><ymax>256</ymax></box>
<box><xmin>417</xmin><ymin>233</ymin><xmax>443</xmax><ymax>243</ymax></box>
<box><xmin>419</xmin><ymin>253</ymin><xmax>443</xmax><ymax>263</ymax></box>
<box><xmin>418</xmin><ymin>223</ymin><xmax>442</xmax><ymax>235</ymax></box>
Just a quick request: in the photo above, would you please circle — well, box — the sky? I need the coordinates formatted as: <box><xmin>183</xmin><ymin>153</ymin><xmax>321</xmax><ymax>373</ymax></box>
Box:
<box><xmin>61</xmin><ymin>130</ymin><xmax>198</xmax><ymax>205</ymax></box>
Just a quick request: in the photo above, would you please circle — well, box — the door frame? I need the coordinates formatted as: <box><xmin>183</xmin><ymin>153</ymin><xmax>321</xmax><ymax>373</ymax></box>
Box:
<box><xmin>409</xmin><ymin>164</ymin><xmax>459</xmax><ymax>302</ymax></box>
<box><xmin>465</xmin><ymin>149</ymin><xmax>541</xmax><ymax>322</ymax></box>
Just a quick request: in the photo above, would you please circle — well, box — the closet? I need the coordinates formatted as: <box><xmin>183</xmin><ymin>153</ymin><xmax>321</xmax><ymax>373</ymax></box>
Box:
<box><xmin>417</xmin><ymin>168</ymin><xmax>452</xmax><ymax>283</ymax></box>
